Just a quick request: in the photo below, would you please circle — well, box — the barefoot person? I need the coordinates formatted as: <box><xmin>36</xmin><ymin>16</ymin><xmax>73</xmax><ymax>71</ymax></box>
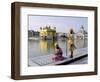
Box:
<box><xmin>52</xmin><ymin>43</ymin><xmax>64</xmax><ymax>61</ymax></box>
<box><xmin>68</xmin><ymin>29</ymin><xmax>76</xmax><ymax>58</ymax></box>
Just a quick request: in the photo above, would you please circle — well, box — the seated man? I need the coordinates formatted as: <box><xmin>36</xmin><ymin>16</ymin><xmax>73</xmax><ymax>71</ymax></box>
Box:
<box><xmin>52</xmin><ymin>43</ymin><xmax>64</xmax><ymax>61</ymax></box>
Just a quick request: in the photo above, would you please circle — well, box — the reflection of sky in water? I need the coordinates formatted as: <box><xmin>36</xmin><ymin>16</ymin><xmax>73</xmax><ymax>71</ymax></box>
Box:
<box><xmin>28</xmin><ymin>38</ymin><xmax>87</xmax><ymax>58</ymax></box>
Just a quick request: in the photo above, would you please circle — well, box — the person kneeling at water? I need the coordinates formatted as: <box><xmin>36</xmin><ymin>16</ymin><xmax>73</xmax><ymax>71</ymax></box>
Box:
<box><xmin>52</xmin><ymin>43</ymin><xmax>64</xmax><ymax>61</ymax></box>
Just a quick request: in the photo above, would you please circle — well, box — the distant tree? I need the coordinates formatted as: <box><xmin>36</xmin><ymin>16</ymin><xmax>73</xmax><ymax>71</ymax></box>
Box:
<box><xmin>40</xmin><ymin>27</ymin><xmax>42</xmax><ymax>30</ymax></box>
<box><xmin>54</xmin><ymin>27</ymin><xmax>56</xmax><ymax>30</ymax></box>
<box><xmin>48</xmin><ymin>25</ymin><xmax>51</xmax><ymax>29</ymax></box>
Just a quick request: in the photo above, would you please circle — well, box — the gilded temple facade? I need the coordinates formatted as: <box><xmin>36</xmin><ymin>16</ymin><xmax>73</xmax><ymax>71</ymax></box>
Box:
<box><xmin>39</xmin><ymin>26</ymin><xmax>57</xmax><ymax>40</ymax></box>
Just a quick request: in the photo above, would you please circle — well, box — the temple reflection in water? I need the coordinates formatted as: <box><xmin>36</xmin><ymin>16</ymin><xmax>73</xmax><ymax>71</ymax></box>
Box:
<box><xmin>28</xmin><ymin>37</ymin><xmax>87</xmax><ymax>58</ymax></box>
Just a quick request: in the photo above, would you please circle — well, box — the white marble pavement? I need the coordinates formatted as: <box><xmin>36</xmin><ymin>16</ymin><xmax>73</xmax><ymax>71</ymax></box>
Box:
<box><xmin>28</xmin><ymin>47</ymin><xmax>88</xmax><ymax>66</ymax></box>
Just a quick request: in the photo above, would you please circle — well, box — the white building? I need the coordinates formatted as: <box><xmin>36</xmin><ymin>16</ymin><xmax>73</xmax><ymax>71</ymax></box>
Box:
<box><xmin>76</xmin><ymin>26</ymin><xmax>88</xmax><ymax>39</ymax></box>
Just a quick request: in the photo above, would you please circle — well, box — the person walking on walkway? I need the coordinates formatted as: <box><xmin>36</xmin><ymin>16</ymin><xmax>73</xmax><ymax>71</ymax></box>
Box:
<box><xmin>68</xmin><ymin>29</ymin><xmax>76</xmax><ymax>58</ymax></box>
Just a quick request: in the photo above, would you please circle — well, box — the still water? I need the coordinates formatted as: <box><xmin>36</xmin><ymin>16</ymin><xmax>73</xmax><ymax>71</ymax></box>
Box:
<box><xmin>28</xmin><ymin>38</ymin><xmax>87</xmax><ymax>58</ymax></box>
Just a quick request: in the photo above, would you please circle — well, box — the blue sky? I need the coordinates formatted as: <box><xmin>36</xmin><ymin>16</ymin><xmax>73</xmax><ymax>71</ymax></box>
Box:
<box><xmin>28</xmin><ymin>15</ymin><xmax>88</xmax><ymax>33</ymax></box>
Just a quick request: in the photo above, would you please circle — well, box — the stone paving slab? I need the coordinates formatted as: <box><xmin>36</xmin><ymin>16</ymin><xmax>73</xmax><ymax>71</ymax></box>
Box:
<box><xmin>29</xmin><ymin>47</ymin><xmax>88</xmax><ymax>66</ymax></box>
